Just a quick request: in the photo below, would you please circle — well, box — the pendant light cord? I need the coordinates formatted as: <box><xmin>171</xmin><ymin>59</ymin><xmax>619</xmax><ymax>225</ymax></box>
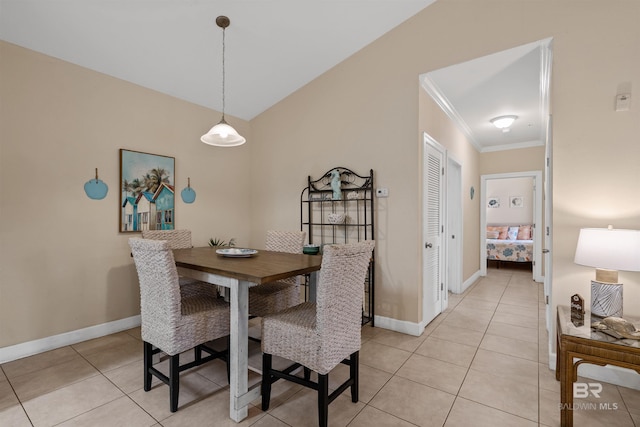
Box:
<box><xmin>221</xmin><ymin>26</ymin><xmax>226</xmax><ymax>121</ymax></box>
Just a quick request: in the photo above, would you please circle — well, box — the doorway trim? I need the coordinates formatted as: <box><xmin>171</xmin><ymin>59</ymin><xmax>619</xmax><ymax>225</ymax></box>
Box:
<box><xmin>447</xmin><ymin>155</ymin><xmax>463</xmax><ymax>294</ymax></box>
<box><xmin>480</xmin><ymin>171</ymin><xmax>543</xmax><ymax>282</ymax></box>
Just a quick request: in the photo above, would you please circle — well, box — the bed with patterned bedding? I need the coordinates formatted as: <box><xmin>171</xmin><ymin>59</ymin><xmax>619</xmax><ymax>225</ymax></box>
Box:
<box><xmin>486</xmin><ymin>225</ymin><xmax>533</xmax><ymax>264</ymax></box>
<box><xmin>486</xmin><ymin>239</ymin><xmax>533</xmax><ymax>262</ymax></box>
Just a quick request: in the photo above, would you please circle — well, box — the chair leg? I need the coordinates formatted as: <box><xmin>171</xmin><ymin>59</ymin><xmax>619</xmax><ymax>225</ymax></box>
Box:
<box><xmin>304</xmin><ymin>367</ymin><xmax>311</xmax><ymax>381</ymax></box>
<box><xmin>261</xmin><ymin>353</ymin><xmax>273</xmax><ymax>411</ymax></box>
<box><xmin>194</xmin><ymin>344</ymin><xmax>202</xmax><ymax>363</ymax></box>
<box><xmin>143</xmin><ymin>341</ymin><xmax>152</xmax><ymax>391</ymax></box>
<box><xmin>318</xmin><ymin>373</ymin><xmax>329</xmax><ymax>427</ymax></box>
<box><xmin>169</xmin><ymin>354</ymin><xmax>180</xmax><ymax>412</ymax></box>
<box><xmin>350</xmin><ymin>351</ymin><xmax>359</xmax><ymax>402</ymax></box>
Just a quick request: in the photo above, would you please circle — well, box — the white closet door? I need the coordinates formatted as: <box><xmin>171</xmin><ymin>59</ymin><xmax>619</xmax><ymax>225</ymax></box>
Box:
<box><xmin>423</xmin><ymin>134</ymin><xmax>445</xmax><ymax>325</ymax></box>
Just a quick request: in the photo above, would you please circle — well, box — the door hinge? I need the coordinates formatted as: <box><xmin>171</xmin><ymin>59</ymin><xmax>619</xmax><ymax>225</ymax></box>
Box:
<box><xmin>546</xmin><ymin>295</ymin><xmax>549</xmax><ymax>305</ymax></box>
<box><xmin>442</xmin><ymin>167</ymin><xmax>445</xmax><ymax>175</ymax></box>
<box><xmin>441</xmin><ymin>283</ymin><xmax>444</xmax><ymax>291</ymax></box>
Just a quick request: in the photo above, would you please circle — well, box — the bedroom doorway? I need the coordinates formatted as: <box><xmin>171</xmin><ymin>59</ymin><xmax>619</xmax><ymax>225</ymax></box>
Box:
<box><xmin>480</xmin><ymin>171</ymin><xmax>543</xmax><ymax>282</ymax></box>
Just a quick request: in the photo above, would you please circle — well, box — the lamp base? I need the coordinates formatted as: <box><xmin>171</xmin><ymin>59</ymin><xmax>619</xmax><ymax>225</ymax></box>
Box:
<box><xmin>591</xmin><ymin>280</ymin><xmax>623</xmax><ymax>318</ymax></box>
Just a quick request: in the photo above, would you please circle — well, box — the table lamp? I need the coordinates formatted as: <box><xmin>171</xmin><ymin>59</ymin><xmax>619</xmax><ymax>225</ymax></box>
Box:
<box><xmin>574</xmin><ymin>226</ymin><xmax>640</xmax><ymax>318</ymax></box>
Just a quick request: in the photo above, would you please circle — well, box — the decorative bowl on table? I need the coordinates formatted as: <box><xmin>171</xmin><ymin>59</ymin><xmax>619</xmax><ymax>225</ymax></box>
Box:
<box><xmin>327</xmin><ymin>213</ymin><xmax>347</xmax><ymax>224</ymax></box>
<box><xmin>216</xmin><ymin>248</ymin><xmax>258</xmax><ymax>257</ymax></box>
<box><xmin>303</xmin><ymin>244</ymin><xmax>320</xmax><ymax>255</ymax></box>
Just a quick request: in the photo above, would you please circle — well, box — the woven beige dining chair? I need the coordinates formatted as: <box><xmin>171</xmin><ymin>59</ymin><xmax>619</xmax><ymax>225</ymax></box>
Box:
<box><xmin>248</xmin><ymin>230</ymin><xmax>306</xmax><ymax>318</ymax></box>
<box><xmin>141</xmin><ymin>229</ymin><xmax>193</xmax><ymax>249</ymax></box>
<box><xmin>129</xmin><ymin>238</ymin><xmax>230</xmax><ymax>413</ymax></box>
<box><xmin>141</xmin><ymin>229</ymin><xmax>204</xmax><ymax>288</ymax></box>
<box><xmin>261</xmin><ymin>241</ymin><xmax>375</xmax><ymax>427</ymax></box>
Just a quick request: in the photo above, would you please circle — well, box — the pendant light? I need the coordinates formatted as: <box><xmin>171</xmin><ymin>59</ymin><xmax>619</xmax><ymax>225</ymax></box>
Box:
<box><xmin>201</xmin><ymin>16</ymin><xmax>246</xmax><ymax>147</ymax></box>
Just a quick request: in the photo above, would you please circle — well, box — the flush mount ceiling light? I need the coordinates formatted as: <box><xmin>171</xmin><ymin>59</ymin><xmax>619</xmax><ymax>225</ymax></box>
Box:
<box><xmin>201</xmin><ymin>16</ymin><xmax>246</xmax><ymax>147</ymax></box>
<box><xmin>490</xmin><ymin>115</ymin><xmax>518</xmax><ymax>132</ymax></box>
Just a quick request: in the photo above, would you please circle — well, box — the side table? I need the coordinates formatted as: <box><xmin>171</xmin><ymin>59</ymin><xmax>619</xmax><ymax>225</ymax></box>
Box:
<box><xmin>556</xmin><ymin>305</ymin><xmax>640</xmax><ymax>426</ymax></box>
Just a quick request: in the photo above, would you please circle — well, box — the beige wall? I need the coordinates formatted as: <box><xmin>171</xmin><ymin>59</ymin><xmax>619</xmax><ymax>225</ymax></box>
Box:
<box><xmin>2</xmin><ymin>0</ymin><xmax>639</xmax><ymax>351</ymax></box>
<box><xmin>0</xmin><ymin>41</ymin><xmax>252</xmax><ymax>348</ymax></box>
<box><xmin>486</xmin><ymin>177</ymin><xmax>535</xmax><ymax>225</ymax></box>
<box><xmin>480</xmin><ymin>146</ymin><xmax>546</xmax><ymax>177</ymax></box>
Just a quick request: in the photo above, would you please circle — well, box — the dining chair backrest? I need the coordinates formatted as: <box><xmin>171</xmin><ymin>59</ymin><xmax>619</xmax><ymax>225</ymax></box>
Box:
<box><xmin>265</xmin><ymin>230</ymin><xmax>306</xmax><ymax>253</ymax></box>
<box><xmin>129</xmin><ymin>238</ymin><xmax>182</xmax><ymax>333</ymax></box>
<box><xmin>141</xmin><ymin>229</ymin><xmax>193</xmax><ymax>249</ymax></box>
<box><xmin>315</xmin><ymin>241</ymin><xmax>374</xmax><ymax>352</ymax></box>
<box><xmin>265</xmin><ymin>230</ymin><xmax>306</xmax><ymax>286</ymax></box>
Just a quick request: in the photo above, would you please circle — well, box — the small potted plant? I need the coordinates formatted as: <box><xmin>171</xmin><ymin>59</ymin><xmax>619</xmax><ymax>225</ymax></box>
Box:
<box><xmin>209</xmin><ymin>237</ymin><xmax>236</xmax><ymax>247</ymax></box>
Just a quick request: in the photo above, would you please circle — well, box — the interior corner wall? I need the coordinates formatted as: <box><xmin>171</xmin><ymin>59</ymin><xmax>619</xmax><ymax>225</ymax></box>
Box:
<box><xmin>0</xmin><ymin>41</ymin><xmax>252</xmax><ymax>349</ymax></box>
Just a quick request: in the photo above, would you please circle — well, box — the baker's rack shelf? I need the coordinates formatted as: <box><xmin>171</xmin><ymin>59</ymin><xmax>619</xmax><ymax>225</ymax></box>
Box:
<box><xmin>300</xmin><ymin>167</ymin><xmax>375</xmax><ymax>325</ymax></box>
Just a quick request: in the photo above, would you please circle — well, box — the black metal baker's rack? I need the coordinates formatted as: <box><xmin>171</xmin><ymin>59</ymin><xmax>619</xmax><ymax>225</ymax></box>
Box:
<box><xmin>300</xmin><ymin>167</ymin><xmax>375</xmax><ymax>326</ymax></box>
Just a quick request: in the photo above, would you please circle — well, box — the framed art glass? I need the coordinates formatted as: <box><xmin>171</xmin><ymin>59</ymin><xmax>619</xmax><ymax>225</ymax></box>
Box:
<box><xmin>120</xmin><ymin>149</ymin><xmax>175</xmax><ymax>232</ymax></box>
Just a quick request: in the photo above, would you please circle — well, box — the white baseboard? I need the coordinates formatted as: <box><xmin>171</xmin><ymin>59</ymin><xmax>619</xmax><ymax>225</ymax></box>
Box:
<box><xmin>374</xmin><ymin>315</ymin><xmax>423</xmax><ymax>336</ymax></box>
<box><xmin>373</xmin><ymin>270</ymin><xmax>482</xmax><ymax>336</ymax></box>
<box><xmin>548</xmin><ymin>352</ymin><xmax>640</xmax><ymax>391</ymax></box>
<box><xmin>458</xmin><ymin>270</ymin><xmax>481</xmax><ymax>294</ymax></box>
<box><xmin>0</xmin><ymin>315</ymin><xmax>141</xmax><ymax>364</ymax></box>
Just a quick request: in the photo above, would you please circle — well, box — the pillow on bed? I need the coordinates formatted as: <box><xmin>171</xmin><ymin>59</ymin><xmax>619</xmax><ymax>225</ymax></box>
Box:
<box><xmin>517</xmin><ymin>225</ymin><xmax>532</xmax><ymax>240</ymax></box>
<box><xmin>507</xmin><ymin>226</ymin><xmax>519</xmax><ymax>240</ymax></box>
<box><xmin>487</xmin><ymin>226</ymin><xmax>508</xmax><ymax>240</ymax></box>
<box><xmin>487</xmin><ymin>230</ymin><xmax>500</xmax><ymax>239</ymax></box>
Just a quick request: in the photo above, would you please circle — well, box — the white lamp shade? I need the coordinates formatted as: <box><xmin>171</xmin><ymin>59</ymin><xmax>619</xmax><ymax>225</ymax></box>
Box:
<box><xmin>201</xmin><ymin>121</ymin><xmax>246</xmax><ymax>147</ymax></box>
<box><xmin>574</xmin><ymin>228</ymin><xmax>640</xmax><ymax>272</ymax></box>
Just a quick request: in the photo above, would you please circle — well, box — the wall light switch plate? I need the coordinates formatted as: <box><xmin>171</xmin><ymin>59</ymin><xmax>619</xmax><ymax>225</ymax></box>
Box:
<box><xmin>376</xmin><ymin>188</ymin><xmax>389</xmax><ymax>198</ymax></box>
<box><xmin>616</xmin><ymin>93</ymin><xmax>631</xmax><ymax>111</ymax></box>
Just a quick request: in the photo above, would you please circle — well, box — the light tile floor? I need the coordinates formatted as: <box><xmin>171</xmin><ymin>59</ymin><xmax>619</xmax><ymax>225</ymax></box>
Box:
<box><xmin>2</xmin><ymin>266</ymin><xmax>639</xmax><ymax>426</ymax></box>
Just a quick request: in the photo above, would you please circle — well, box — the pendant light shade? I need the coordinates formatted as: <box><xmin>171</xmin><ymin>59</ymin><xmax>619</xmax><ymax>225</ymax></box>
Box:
<box><xmin>201</xmin><ymin>118</ymin><xmax>246</xmax><ymax>147</ymax></box>
<box><xmin>201</xmin><ymin>16</ymin><xmax>246</xmax><ymax>147</ymax></box>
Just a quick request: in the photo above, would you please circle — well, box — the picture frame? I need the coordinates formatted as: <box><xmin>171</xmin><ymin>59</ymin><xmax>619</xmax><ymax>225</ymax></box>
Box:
<box><xmin>487</xmin><ymin>197</ymin><xmax>500</xmax><ymax>208</ymax></box>
<box><xmin>510</xmin><ymin>196</ymin><xmax>524</xmax><ymax>208</ymax></box>
<box><xmin>120</xmin><ymin>149</ymin><xmax>175</xmax><ymax>232</ymax></box>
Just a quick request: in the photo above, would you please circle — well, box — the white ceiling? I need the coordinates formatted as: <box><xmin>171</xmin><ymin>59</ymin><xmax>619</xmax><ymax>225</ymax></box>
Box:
<box><xmin>421</xmin><ymin>38</ymin><xmax>552</xmax><ymax>152</ymax></box>
<box><xmin>0</xmin><ymin>0</ymin><xmax>435</xmax><ymax>120</ymax></box>
<box><xmin>0</xmin><ymin>0</ymin><xmax>549</xmax><ymax>152</ymax></box>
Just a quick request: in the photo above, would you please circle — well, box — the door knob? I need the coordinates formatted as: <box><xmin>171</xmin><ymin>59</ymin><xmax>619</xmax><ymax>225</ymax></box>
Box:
<box><xmin>425</xmin><ymin>242</ymin><xmax>433</xmax><ymax>248</ymax></box>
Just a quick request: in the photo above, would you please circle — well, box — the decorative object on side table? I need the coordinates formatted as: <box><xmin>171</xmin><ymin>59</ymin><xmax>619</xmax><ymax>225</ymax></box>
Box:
<box><xmin>592</xmin><ymin>317</ymin><xmax>640</xmax><ymax>340</ymax></box>
<box><xmin>574</xmin><ymin>226</ymin><xmax>640</xmax><ymax>318</ymax></box>
<box><xmin>570</xmin><ymin>294</ymin><xmax>584</xmax><ymax>327</ymax></box>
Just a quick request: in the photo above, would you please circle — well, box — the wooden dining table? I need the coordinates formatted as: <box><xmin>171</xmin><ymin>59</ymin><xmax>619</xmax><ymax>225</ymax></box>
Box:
<box><xmin>172</xmin><ymin>246</ymin><xmax>322</xmax><ymax>422</ymax></box>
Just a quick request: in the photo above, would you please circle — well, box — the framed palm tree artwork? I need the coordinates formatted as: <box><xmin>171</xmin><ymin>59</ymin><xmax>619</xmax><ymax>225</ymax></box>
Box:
<box><xmin>120</xmin><ymin>149</ymin><xmax>175</xmax><ymax>232</ymax></box>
